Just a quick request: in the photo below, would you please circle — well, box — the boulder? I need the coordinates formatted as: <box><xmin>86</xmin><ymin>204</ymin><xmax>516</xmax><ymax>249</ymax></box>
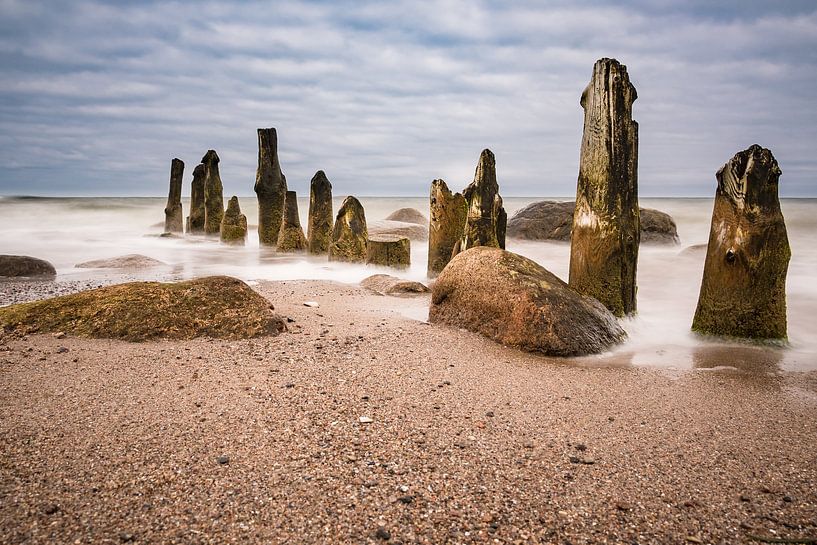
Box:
<box><xmin>427</xmin><ymin>179</ymin><xmax>467</xmax><ymax>277</ymax></box>
<box><xmin>458</xmin><ymin>149</ymin><xmax>504</xmax><ymax>253</ymax></box>
<box><xmin>0</xmin><ymin>276</ymin><xmax>287</xmax><ymax>341</ymax></box>
<box><xmin>164</xmin><ymin>158</ymin><xmax>184</xmax><ymax>234</ymax></box>
<box><xmin>429</xmin><ymin>247</ymin><xmax>626</xmax><ymax>357</ymax></box>
<box><xmin>368</xmin><ymin>220</ymin><xmax>427</xmax><ymax>241</ymax></box>
<box><xmin>75</xmin><ymin>254</ymin><xmax>166</xmax><ymax>269</ymax></box>
<box><xmin>0</xmin><ymin>255</ymin><xmax>56</xmax><ymax>278</ymax></box>
<box><xmin>507</xmin><ymin>201</ymin><xmax>679</xmax><ymax>244</ymax></box>
<box><xmin>255</xmin><ymin>128</ymin><xmax>288</xmax><ymax>247</ymax></box>
<box><xmin>692</xmin><ymin>144</ymin><xmax>790</xmax><ymax>339</ymax></box>
<box><xmin>329</xmin><ymin>196</ymin><xmax>368</xmax><ymax>263</ymax></box>
<box><xmin>220</xmin><ymin>196</ymin><xmax>248</xmax><ymax>245</ymax></box>
<box><xmin>679</xmin><ymin>243</ymin><xmax>707</xmax><ymax>257</ymax></box>
<box><xmin>277</xmin><ymin>191</ymin><xmax>307</xmax><ymax>252</ymax></box>
<box><xmin>186</xmin><ymin>163</ymin><xmax>206</xmax><ymax>234</ymax></box>
<box><xmin>202</xmin><ymin>150</ymin><xmax>224</xmax><ymax>235</ymax></box>
<box><xmin>385</xmin><ymin>208</ymin><xmax>427</xmax><ymax>225</ymax></box>
<box><xmin>569</xmin><ymin>58</ymin><xmax>640</xmax><ymax>317</ymax></box>
<box><xmin>366</xmin><ymin>235</ymin><xmax>410</xmax><ymax>269</ymax></box>
<box><xmin>361</xmin><ymin>274</ymin><xmax>429</xmax><ymax>296</ymax></box>
<box><xmin>307</xmin><ymin>170</ymin><xmax>333</xmax><ymax>254</ymax></box>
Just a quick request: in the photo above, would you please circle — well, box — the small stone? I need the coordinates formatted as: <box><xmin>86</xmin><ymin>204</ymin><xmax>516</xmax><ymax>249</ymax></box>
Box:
<box><xmin>581</xmin><ymin>458</ymin><xmax>595</xmax><ymax>465</ymax></box>
<box><xmin>615</xmin><ymin>502</ymin><xmax>631</xmax><ymax>512</ymax></box>
<box><xmin>303</xmin><ymin>301</ymin><xmax>320</xmax><ymax>308</ymax></box>
<box><xmin>53</xmin><ymin>332</ymin><xmax>66</xmax><ymax>339</ymax></box>
<box><xmin>43</xmin><ymin>503</ymin><xmax>60</xmax><ymax>515</ymax></box>
<box><xmin>119</xmin><ymin>532</ymin><xmax>135</xmax><ymax>543</ymax></box>
<box><xmin>485</xmin><ymin>411</ymin><xmax>494</xmax><ymax>417</ymax></box>
<box><xmin>374</xmin><ymin>526</ymin><xmax>391</xmax><ymax>541</ymax></box>
<box><xmin>216</xmin><ymin>455</ymin><xmax>230</xmax><ymax>465</ymax></box>
<box><xmin>359</xmin><ymin>416</ymin><xmax>374</xmax><ymax>424</ymax></box>
<box><xmin>783</xmin><ymin>495</ymin><xmax>793</xmax><ymax>503</ymax></box>
<box><xmin>568</xmin><ymin>456</ymin><xmax>581</xmax><ymax>464</ymax></box>
<box><xmin>575</xmin><ymin>443</ymin><xmax>587</xmax><ymax>451</ymax></box>
<box><xmin>284</xmin><ymin>383</ymin><xmax>295</xmax><ymax>388</ymax></box>
<box><xmin>56</xmin><ymin>346</ymin><xmax>69</xmax><ymax>354</ymax></box>
<box><xmin>739</xmin><ymin>494</ymin><xmax>751</xmax><ymax>502</ymax></box>
<box><xmin>398</xmin><ymin>495</ymin><xmax>414</xmax><ymax>504</ymax></box>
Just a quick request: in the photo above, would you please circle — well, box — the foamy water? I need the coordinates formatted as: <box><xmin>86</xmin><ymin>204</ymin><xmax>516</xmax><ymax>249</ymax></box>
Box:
<box><xmin>1</xmin><ymin>195</ymin><xmax>815</xmax><ymax>371</ymax></box>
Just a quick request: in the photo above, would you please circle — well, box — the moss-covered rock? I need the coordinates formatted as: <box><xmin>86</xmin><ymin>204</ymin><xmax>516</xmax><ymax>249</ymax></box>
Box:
<box><xmin>329</xmin><ymin>196</ymin><xmax>368</xmax><ymax>263</ymax></box>
<box><xmin>220</xmin><ymin>196</ymin><xmax>248</xmax><ymax>245</ymax></box>
<box><xmin>0</xmin><ymin>255</ymin><xmax>56</xmax><ymax>278</ymax></box>
<box><xmin>0</xmin><ymin>276</ymin><xmax>286</xmax><ymax>341</ymax></box>
<box><xmin>361</xmin><ymin>274</ymin><xmax>429</xmax><ymax>296</ymax></box>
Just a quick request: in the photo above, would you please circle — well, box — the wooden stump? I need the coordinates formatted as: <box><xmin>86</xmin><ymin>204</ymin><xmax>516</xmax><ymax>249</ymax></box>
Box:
<box><xmin>329</xmin><ymin>196</ymin><xmax>368</xmax><ymax>263</ymax></box>
<box><xmin>427</xmin><ymin>179</ymin><xmax>467</xmax><ymax>277</ymax></box>
<box><xmin>255</xmin><ymin>128</ymin><xmax>287</xmax><ymax>247</ymax></box>
<box><xmin>220</xmin><ymin>196</ymin><xmax>247</xmax><ymax>245</ymax></box>
<box><xmin>307</xmin><ymin>170</ymin><xmax>333</xmax><ymax>254</ymax></box>
<box><xmin>277</xmin><ymin>191</ymin><xmax>307</xmax><ymax>252</ymax></box>
<box><xmin>366</xmin><ymin>235</ymin><xmax>410</xmax><ymax>269</ymax></box>
<box><xmin>164</xmin><ymin>158</ymin><xmax>184</xmax><ymax>234</ymax></box>
<box><xmin>186</xmin><ymin>164</ymin><xmax>206</xmax><ymax>234</ymax></box>
<box><xmin>202</xmin><ymin>150</ymin><xmax>224</xmax><ymax>236</ymax></box>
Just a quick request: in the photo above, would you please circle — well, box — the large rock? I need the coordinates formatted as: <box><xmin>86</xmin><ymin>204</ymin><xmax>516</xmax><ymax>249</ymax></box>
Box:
<box><xmin>569</xmin><ymin>58</ymin><xmax>640</xmax><ymax>317</ymax></box>
<box><xmin>361</xmin><ymin>274</ymin><xmax>429</xmax><ymax>296</ymax></box>
<box><xmin>0</xmin><ymin>276</ymin><xmax>287</xmax><ymax>341</ymax></box>
<box><xmin>458</xmin><ymin>149</ymin><xmax>504</xmax><ymax>253</ymax></box>
<box><xmin>430</xmin><ymin>247</ymin><xmax>625</xmax><ymax>356</ymax></box>
<box><xmin>385</xmin><ymin>208</ymin><xmax>427</xmax><ymax>225</ymax></box>
<box><xmin>692</xmin><ymin>145</ymin><xmax>790</xmax><ymax>339</ymax></box>
<box><xmin>164</xmin><ymin>158</ymin><xmax>184</xmax><ymax>234</ymax></box>
<box><xmin>507</xmin><ymin>201</ymin><xmax>679</xmax><ymax>244</ymax></box>
<box><xmin>329</xmin><ymin>196</ymin><xmax>368</xmax><ymax>263</ymax></box>
<box><xmin>220</xmin><ymin>196</ymin><xmax>248</xmax><ymax>245</ymax></box>
<box><xmin>0</xmin><ymin>255</ymin><xmax>56</xmax><ymax>278</ymax></box>
<box><xmin>255</xmin><ymin>128</ymin><xmax>288</xmax><ymax>247</ymax></box>
<box><xmin>366</xmin><ymin>235</ymin><xmax>410</xmax><ymax>269</ymax></box>
<box><xmin>277</xmin><ymin>191</ymin><xmax>307</xmax><ymax>252</ymax></box>
<box><xmin>75</xmin><ymin>254</ymin><xmax>166</xmax><ymax>269</ymax></box>
<box><xmin>368</xmin><ymin>220</ymin><xmax>427</xmax><ymax>241</ymax></box>
<box><xmin>186</xmin><ymin>163</ymin><xmax>206</xmax><ymax>234</ymax></box>
<box><xmin>307</xmin><ymin>170</ymin><xmax>333</xmax><ymax>254</ymax></box>
<box><xmin>427</xmin><ymin>179</ymin><xmax>467</xmax><ymax>277</ymax></box>
<box><xmin>202</xmin><ymin>150</ymin><xmax>224</xmax><ymax>236</ymax></box>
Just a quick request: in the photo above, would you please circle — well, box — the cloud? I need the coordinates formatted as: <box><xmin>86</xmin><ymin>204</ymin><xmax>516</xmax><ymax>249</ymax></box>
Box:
<box><xmin>0</xmin><ymin>0</ymin><xmax>815</xmax><ymax>197</ymax></box>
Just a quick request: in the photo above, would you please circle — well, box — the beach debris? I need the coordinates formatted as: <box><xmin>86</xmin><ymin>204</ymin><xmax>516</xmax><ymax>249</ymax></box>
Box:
<box><xmin>307</xmin><ymin>170</ymin><xmax>333</xmax><ymax>254</ymax></box>
<box><xmin>202</xmin><ymin>150</ymin><xmax>225</xmax><ymax>236</ymax></box>
<box><xmin>429</xmin><ymin>247</ymin><xmax>626</xmax><ymax>356</ymax></box>
<box><xmin>455</xmin><ymin>149</ymin><xmax>506</xmax><ymax>256</ymax></box>
<box><xmin>427</xmin><ymin>179</ymin><xmax>467</xmax><ymax>277</ymax></box>
<box><xmin>164</xmin><ymin>157</ymin><xmax>184</xmax><ymax>234</ymax></box>
<box><xmin>303</xmin><ymin>301</ymin><xmax>320</xmax><ymax>308</ymax></box>
<box><xmin>186</xmin><ymin>163</ymin><xmax>206</xmax><ymax>234</ymax></box>
<box><xmin>220</xmin><ymin>196</ymin><xmax>248</xmax><ymax>245</ymax></box>
<box><xmin>360</xmin><ymin>274</ymin><xmax>429</xmax><ymax>296</ymax></box>
<box><xmin>385</xmin><ymin>207</ymin><xmax>427</xmax><ymax>225</ymax></box>
<box><xmin>0</xmin><ymin>255</ymin><xmax>56</xmax><ymax>278</ymax></box>
<box><xmin>358</xmin><ymin>416</ymin><xmax>374</xmax><ymax>424</ymax></box>
<box><xmin>0</xmin><ymin>276</ymin><xmax>287</xmax><ymax>341</ymax></box>
<box><xmin>329</xmin><ymin>196</ymin><xmax>368</xmax><ymax>263</ymax></box>
<box><xmin>366</xmin><ymin>235</ymin><xmax>410</xmax><ymax>269</ymax></box>
<box><xmin>569</xmin><ymin>58</ymin><xmax>640</xmax><ymax>317</ymax></box>
<box><xmin>507</xmin><ymin>201</ymin><xmax>679</xmax><ymax>245</ymax></box>
<box><xmin>75</xmin><ymin>254</ymin><xmax>166</xmax><ymax>269</ymax></box>
<box><xmin>692</xmin><ymin>144</ymin><xmax>790</xmax><ymax>339</ymax></box>
<box><xmin>255</xmin><ymin>128</ymin><xmax>288</xmax><ymax>247</ymax></box>
<box><xmin>277</xmin><ymin>190</ymin><xmax>307</xmax><ymax>252</ymax></box>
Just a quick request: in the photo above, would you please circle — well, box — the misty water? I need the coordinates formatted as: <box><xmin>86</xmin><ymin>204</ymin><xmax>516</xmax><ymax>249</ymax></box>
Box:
<box><xmin>1</xmin><ymin>195</ymin><xmax>815</xmax><ymax>372</ymax></box>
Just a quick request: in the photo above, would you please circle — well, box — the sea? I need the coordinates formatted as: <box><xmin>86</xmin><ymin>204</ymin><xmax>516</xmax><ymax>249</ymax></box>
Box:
<box><xmin>1</xmin><ymin>195</ymin><xmax>815</xmax><ymax>372</ymax></box>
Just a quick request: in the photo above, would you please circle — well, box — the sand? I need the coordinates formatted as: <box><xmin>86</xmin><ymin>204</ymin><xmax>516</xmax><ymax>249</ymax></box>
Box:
<box><xmin>1</xmin><ymin>279</ymin><xmax>816</xmax><ymax>544</ymax></box>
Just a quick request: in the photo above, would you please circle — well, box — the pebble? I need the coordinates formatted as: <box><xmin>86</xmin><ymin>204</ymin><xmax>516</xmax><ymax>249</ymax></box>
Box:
<box><xmin>303</xmin><ymin>301</ymin><xmax>320</xmax><ymax>308</ymax></box>
<box><xmin>359</xmin><ymin>416</ymin><xmax>374</xmax><ymax>424</ymax></box>
<box><xmin>374</xmin><ymin>526</ymin><xmax>391</xmax><ymax>541</ymax></box>
<box><xmin>56</xmin><ymin>346</ymin><xmax>69</xmax><ymax>353</ymax></box>
<box><xmin>216</xmin><ymin>455</ymin><xmax>230</xmax><ymax>465</ymax></box>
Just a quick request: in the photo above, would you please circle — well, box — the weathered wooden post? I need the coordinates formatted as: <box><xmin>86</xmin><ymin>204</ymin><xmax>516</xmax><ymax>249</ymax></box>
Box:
<box><xmin>164</xmin><ymin>158</ymin><xmax>184</xmax><ymax>234</ymax></box>
<box><xmin>202</xmin><ymin>150</ymin><xmax>224</xmax><ymax>236</ymax></box>
<box><xmin>220</xmin><ymin>196</ymin><xmax>247</xmax><ymax>245</ymax></box>
<box><xmin>277</xmin><ymin>191</ymin><xmax>307</xmax><ymax>252</ymax></box>
<box><xmin>307</xmin><ymin>170</ymin><xmax>333</xmax><ymax>254</ymax></box>
<box><xmin>255</xmin><ymin>128</ymin><xmax>287</xmax><ymax>247</ymax></box>
<box><xmin>329</xmin><ymin>196</ymin><xmax>368</xmax><ymax>263</ymax></box>
<box><xmin>427</xmin><ymin>179</ymin><xmax>467</xmax><ymax>277</ymax></box>
<box><xmin>186</xmin><ymin>163</ymin><xmax>206</xmax><ymax>234</ymax></box>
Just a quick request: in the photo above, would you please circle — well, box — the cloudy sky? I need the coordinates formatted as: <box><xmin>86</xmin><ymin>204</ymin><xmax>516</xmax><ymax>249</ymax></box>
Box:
<box><xmin>1</xmin><ymin>0</ymin><xmax>815</xmax><ymax>197</ymax></box>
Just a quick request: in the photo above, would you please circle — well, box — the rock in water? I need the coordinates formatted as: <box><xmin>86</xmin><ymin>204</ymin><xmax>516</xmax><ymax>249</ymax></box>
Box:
<box><xmin>220</xmin><ymin>196</ymin><xmax>248</xmax><ymax>245</ymax></box>
<box><xmin>361</xmin><ymin>274</ymin><xmax>429</xmax><ymax>296</ymax></box>
<box><xmin>0</xmin><ymin>276</ymin><xmax>287</xmax><ymax>341</ymax></box>
<box><xmin>569</xmin><ymin>58</ymin><xmax>640</xmax><ymax>317</ymax></box>
<box><xmin>366</xmin><ymin>235</ymin><xmax>410</xmax><ymax>269</ymax></box>
<box><xmin>429</xmin><ymin>247</ymin><xmax>625</xmax><ymax>356</ymax></box>
<box><xmin>0</xmin><ymin>255</ymin><xmax>56</xmax><ymax>278</ymax></box>
<box><xmin>164</xmin><ymin>158</ymin><xmax>184</xmax><ymax>234</ymax></box>
<box><xmin>385</xmin><ymin>208</ymin><xmax>427</xmax><ymax>225</ymax></box>
<box><xmin>692</xmin><ymin>145</ymin><xmax>790</xmax><ymax>339</ymax></box>
<box><xmin>368</xmin><ymin>220</ymin><xmax>427</xmax><ymax>241</ymax></box>
<box><xmin>459</xmin><ymin>149</ymin><xmax>504</xmax><ymax>253</ymax></box>
<box><xmin>186</xmin><ymin>164</ymin><xmax>206</xmax><ymax>234</ymax></box>
<box><xmin>307</xmin><ymin>170</ymin><xmax>333</xmax><ymax>254</ymax></box>
<box><xmin>277</xmin><ymin>191</ymin><xmax>307</xmax><ymax>252</ymax></box>
<box><xmin>640</xmin><ymin>208</ymin><xmax>680</xmax><ymax>244</ymax></box>
<box><xmin>202</xmin><ymin>150</ymin><xmax>224</xmax><ymax>236</ymax></box>
<box><xmin>329</xmin><ymin>196</ymin><xmax>368</xmax><ymax>263</ymax></box>
<box><xmin>255</xmin><ymin>128</ymin><xmax>288</xmax><ymax>247</ymax></box>
<box><xmin>427</xmin><ymin>179</ymin><xmax>467</xmax><ymax>277</ymax></box>
<box><xmin>75</xmin><ymin>254</ymin><xmax>166</xmax><ymax>269</ymax></box>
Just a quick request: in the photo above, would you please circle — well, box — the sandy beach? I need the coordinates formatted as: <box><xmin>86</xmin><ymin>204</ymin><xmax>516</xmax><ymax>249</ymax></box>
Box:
<box><xmin>1</xmin><ymin>279</ymin><xmax>816</xmax><ymax>544</ymax></box>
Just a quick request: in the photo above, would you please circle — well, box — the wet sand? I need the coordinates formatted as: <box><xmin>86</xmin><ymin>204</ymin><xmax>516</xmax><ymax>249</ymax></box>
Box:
<box><xmin>1</xmin><ymin>279</ymin><xmax>816</xmax><ymax>544</ymax></box>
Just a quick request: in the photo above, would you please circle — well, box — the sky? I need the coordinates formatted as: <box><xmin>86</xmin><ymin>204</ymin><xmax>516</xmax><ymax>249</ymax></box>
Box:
<box><xmin>0</xmin><ymin>0</ymin><xmax>816</xmax><ymax>198</ymax></box>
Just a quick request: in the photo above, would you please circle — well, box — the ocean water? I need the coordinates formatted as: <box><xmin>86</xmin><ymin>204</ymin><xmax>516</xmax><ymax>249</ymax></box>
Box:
<box><xmin>0</xmin><ymin>195</ymin><xmax>815</xmax><ymax>372</ymax></box>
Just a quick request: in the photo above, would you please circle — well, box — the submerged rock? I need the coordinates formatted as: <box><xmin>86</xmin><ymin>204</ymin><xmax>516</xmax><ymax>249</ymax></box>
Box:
<box><xmin>0</xmin><ymin>255</ymin><xmax>56</xmax><ymax>278</ymax></box>
<box><xmin>429</xmin><ymin>247</ymin><xmax>626</xmax><ymax>356</ymax></box>
<box><xmin>329</xmin><ymin>196</ymin><xmax>368</xmax><ymax>263</ymax></box>
<box><xmin>164</xmin><ymin>158</ymin><xmax>184</xmax><ymax>234</ymax></box>
<box><xmin>307</xmin><ymin>170</ymin><xmax>333</xmax><ymax>254</ymax></box>
<box><xmin>202</xmin><ymin>150</ymin><xmax>225</xmax><ymax>236</ymax></box>
<box><xmin>277</xmin><ymin>191</ymin><xmax>307</xmax><ymax>252</ymax></box>
<box><xmin>368</xmin><ymin>220</ymin><xmax>427</xmax><ymax>241</ymax></box>
<box><xmin>255</xmin><ymin>128</ymin><xmax>288</xmax><ymax>247</ymax></box>
<box><xmin>361</xmin><ymin>274</ymin><xmax>429</xmax><ymax>296</ymax></box>
<box><xmin>366</xmin><ymin>235</ymin><xmax>410</xmax><ymax>269</ymax></box>
<box><xmin>0</xmin><ymin>276</ymin><xmax>287</xmax><ymax>341</ymax></box>
<box><xmin>75</xmin><ymin>254</ymin><xmax>166</xmax><ymax>269</ymax></box>
<box><xmin>692</xmin><ymin>144</ymin><xmax>790</xmax><ymax>339</ymax></box>
<box><xmin>569</xmin><ymin>58</ymin><xmax>640</xmax><ymax>317</ymax></box>
<box><xmin>186</xmin><ymin>164</ymin><xmax>206</xmax><ymax>234</ymax></box>
<box><xmin>427</xmin><ymin>179</ymin><xmax>467</xmax><ymax>277</ymax></box>
<box><xmin>459</xmin><ymin>149</ymin><xmax>504</xmax><ymax>253</ymax></box>
<box><xmin>220</xmin><ymin>196</ymin><xmax>248</xmax><ymax>245</ymax></box>
<box><xmin>385</xmin><ymin>208</ymin><xmax>427</xmax><ymax>225</ymax></box>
